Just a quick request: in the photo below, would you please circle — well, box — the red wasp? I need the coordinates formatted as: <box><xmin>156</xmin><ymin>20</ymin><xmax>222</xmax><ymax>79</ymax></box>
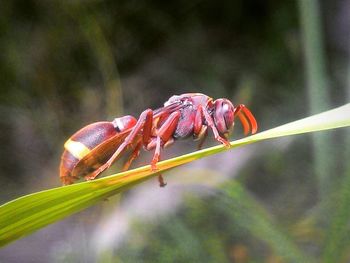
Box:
<box><xmin>60</xmin><ymin>93</ymin><xmax>258</xmax><ymax>186</ymax></box>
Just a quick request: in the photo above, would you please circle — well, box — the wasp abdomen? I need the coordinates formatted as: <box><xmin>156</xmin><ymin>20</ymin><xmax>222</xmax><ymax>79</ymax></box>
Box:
<box><xmin>60</xmin><ymin>122</ymin><xmax>118</xmax><ymax>183</ymax></box>
<box><xmin>69</xmin><ymin>122</ymin><xmax>117</xmax><ymax>150</ymax></box>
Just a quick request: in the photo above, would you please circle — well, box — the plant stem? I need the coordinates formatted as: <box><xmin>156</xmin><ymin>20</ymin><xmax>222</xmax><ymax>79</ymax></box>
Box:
<box><xmin>298</xmin><ymin>0</ymin><xmax>332</xmax><ymax>200</ymax></box>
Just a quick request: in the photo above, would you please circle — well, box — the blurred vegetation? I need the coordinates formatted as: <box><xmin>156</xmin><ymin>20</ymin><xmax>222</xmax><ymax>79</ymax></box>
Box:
<box><xmin>0</xmin><ymin>0</ymin><xmax>349</xmax><ymax>262</ymax></box>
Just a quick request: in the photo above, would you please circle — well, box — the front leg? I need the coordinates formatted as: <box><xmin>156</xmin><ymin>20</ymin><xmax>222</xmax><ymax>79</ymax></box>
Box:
<box><xmin>200</xmin><ymin>105</ymin><xmax>231</xmax><ymax>148</ymax></box>
<box><xmin>193</xmin><ymin>104</ymin><xmax>208</xmax><ymax>150</ymax></box>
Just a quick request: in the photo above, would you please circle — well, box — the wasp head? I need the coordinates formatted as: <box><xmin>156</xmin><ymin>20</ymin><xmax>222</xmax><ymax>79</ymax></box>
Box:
<box><xmin>212</xmin><ymin>98</ymin><xmax>235</xmax><ymax>137</ymax></box>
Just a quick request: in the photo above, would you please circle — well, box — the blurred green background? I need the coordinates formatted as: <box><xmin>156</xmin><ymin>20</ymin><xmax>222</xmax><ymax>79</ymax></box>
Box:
<box><xmin>0</xmin><ymin>0</ymin><xmax>349</xmax><ymax>262</ymax></box>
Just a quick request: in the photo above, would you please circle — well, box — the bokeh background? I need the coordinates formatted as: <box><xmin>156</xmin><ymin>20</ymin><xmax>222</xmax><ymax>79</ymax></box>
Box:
<box><xmin>0</xmin><ymin>0</ymin><xmax>349</xmax><ymax>262</ymax></box>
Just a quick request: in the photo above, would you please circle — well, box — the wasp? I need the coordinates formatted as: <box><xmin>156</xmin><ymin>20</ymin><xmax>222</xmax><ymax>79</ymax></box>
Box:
<box><xmin>60</xmin><ymin>93</ymin><xmax>258</xmax><ymax>186</ymax></box>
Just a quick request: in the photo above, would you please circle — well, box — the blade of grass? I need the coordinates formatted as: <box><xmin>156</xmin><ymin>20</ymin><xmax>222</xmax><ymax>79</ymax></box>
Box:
<box><xmin>62</xmin><ymin>2</ymin><xmax>124</xmax><ymax>117</ymax></box>
<box><xmin>0</xmin><ymin>103</ymin><xmax>349</xmax><ymax>247</ymax></box>
<box><xmin>298</xmin><ymin>0</ymin><xmax>333</xmax><ymax>199</ymax></box>
<box><xmin>322</xmin><ymin>35</ymin><xmax>350</xmax><ymax>263</ymax></box>
<box><xmin>220</xmin><ymin>181</ymin><xmax>314</xmax><ymax>263</ymax></box>
<box><xmin>322</xmin><ymin>169</ymin><xmax>350</xmax><ymax>263</ymax></box>
<box><xmin>322</xmin><ymin>107</ymin><xmax>350</xmax><ymax>262</ymax></box>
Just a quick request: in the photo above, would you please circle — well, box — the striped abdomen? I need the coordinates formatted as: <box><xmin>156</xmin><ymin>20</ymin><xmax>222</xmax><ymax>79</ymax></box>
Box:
<box><xmin>60</xmin><ymin>116</ymin><xmax>137</xmax><ymax>184</ymax></box>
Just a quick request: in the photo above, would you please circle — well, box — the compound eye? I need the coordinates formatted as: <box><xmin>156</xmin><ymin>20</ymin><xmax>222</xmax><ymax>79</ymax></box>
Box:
<box><xmin>214</xmin><ymin>100</ymin><xmax>228</xmax><ymax>134</ymax></box>
<box><xmin>223</xmin><ymin>102</ymin><xmax>234</xmax><ymax>130</ymax></box>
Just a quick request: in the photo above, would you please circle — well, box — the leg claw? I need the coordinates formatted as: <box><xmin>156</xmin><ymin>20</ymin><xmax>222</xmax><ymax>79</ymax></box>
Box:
<box><xmin>151</xmin><ymin>162</ymin><xmax>158</xmax><ymax>171</ymax></box>
<box><xmin>219</xmin><ymin>138</ymin><xmax>231</xmax><ymax>148</ymax></box>
<box><xmin>158</xmin><ymin>174</ymin><xmax>167</xmax><ymax>187</ymax></box>
<box><xmin>159</xmin><ymin>182</ymin><xmax>167</xmax><ymax>187</ymax></box>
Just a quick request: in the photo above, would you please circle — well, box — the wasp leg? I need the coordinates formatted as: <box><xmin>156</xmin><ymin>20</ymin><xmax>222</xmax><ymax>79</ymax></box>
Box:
<box><xmin>122</xmin><ymin>140</ymin><xmax>142</xmax><ymax>171</ymax></box>
<box><xmin>85</xmin><ymin>109</ymin><xmax>153</xmax><ymax>181</ymax></box>
<box><xmin>148</xmin><ymin>111</ymin><xmax>181</xmax><ymax>171</ymax></box>
<box><xmin>146</xmin><ymin>111</ymin><xmax>180</xmax><ymax>186</ymax></box>
<box><xmin>149</xmin><ymin>136</ymin><xmax>161</xmax><ymax>171</ymax></box>
<box><xmin>196</xmin><ymin>126</ymin><xmax>208</xmax><ymax>150</ymax></box>
<box><xmin>83</xmin><ymin>140</ymin><xmax>142</xmax><ymax>182</ymax></box>
<box><xmin>158</xmin><ymin>173</ymin><xmax>167</xmax><ymax>187</ymax></box>
<box><xmin>200</xmin><ymin>105</ymin><xmax>231</xmax><ymax>148</ymax></box>
<box><xmin>193</xmin><ymin>105</ymin><xmax>208</xmax><ymax>150</ymax></box>
<box><xmin>193</xmin><ymin>104</ymin><xmax>204</xmax><ymax>135</ymax></box>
